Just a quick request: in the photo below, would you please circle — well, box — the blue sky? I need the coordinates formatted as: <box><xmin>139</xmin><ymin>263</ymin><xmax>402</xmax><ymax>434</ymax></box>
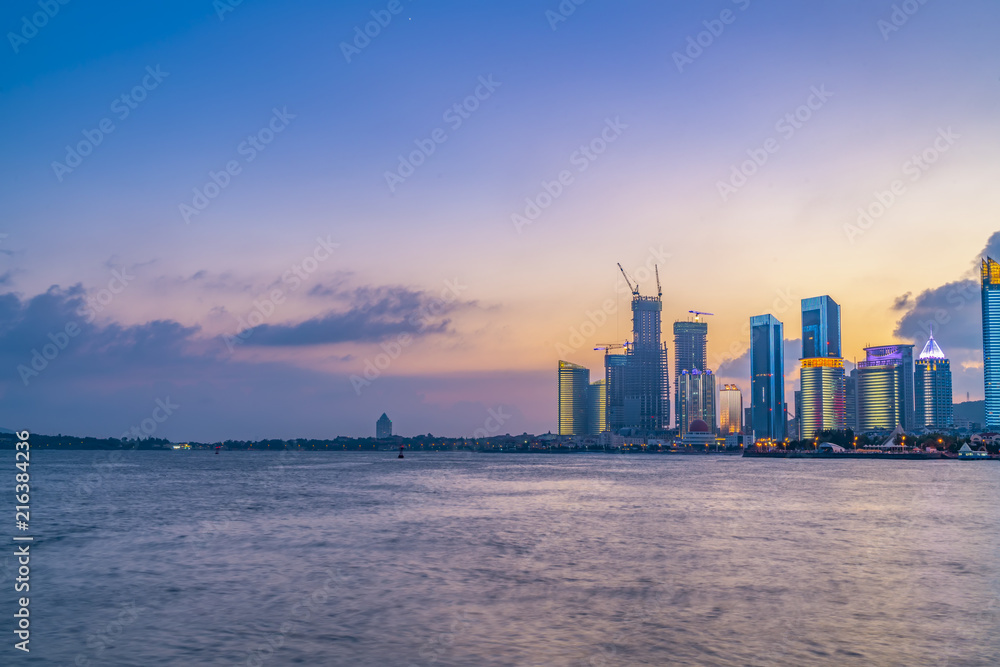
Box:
<box><xmin>1</xmin><ymin>0</ymin><xmax>999</xmax><ymax>439</ymax></box>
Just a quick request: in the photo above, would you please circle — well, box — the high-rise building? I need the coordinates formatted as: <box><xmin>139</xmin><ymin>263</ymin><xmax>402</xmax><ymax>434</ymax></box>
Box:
<box><xmin>845</xmin><ymin>369</ymin><xmax>859</xmax><ymax>432</ymax></box>
<box><xmin>915</xmin><ymin>331</ymin><xmax>953</xmax><ymax>428</ymax></box>
<box><xmin>605</xmin><ymin>352</ymin><xmax>630</xmax><ymax>431</ymax></box>
<box><xmin>719</xmin><ymin>384</ymin><xmax>743</xmax><ymax>435</ymax></box>
<box><xmin>799</xmin><ymin>296</ymin><xmax>846</xmax><ymax>439</ymax></box>
<box><xmin>558</xmin><ymin>361</ymin><xmax>590</xmax><ymax>435</ymax></box>
<box><xmin>857</xmin><ymin>345</ymin><xmax>914</xmax><ymax>431</ymax></box>
<box><xmin>750</xmin><ymin>314</ymin><xmax>785</xmax><ymax>442</ymax></box>
<box><xmin>982</xmin><ymin>257</ymin><xmax>1000</xmax><ymax>428</ymax></box>
<box><xmin>376</xmin><ymin>413</ymin><xmax>392</xmax><ymax>439</ymax></box>
<box><xmin>678</xmin><ymin>369</ymin><xmax>716</xmax><ymax>436</ymax></box>
<box><xmin>587</xmin><ymin>379</ymin><xmax>607</xmax><ymax>436</ymax></box>
<box><xmin>801</xmin><ymin>295</ymin><xmax>842</xmax><ymax>358</ymax></box>
<box><xmin>799</xmin><ymin>359</ymin><xmax>846</xmax><ymax>438</ymax></box>
<box><xmin>673</xmin><ymin>319</ymin><xmax>708</xmax><ymax>427</ymax></box>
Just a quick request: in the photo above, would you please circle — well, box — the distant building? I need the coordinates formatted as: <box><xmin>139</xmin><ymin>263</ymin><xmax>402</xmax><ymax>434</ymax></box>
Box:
<box><xmin>915</xmin><ymin>330</ymin><xmax>953</xmax><ymax>428</ymax></box>
<box><xmin>681</xmin><ymin>418</ymin><xmax>714</xmax><ymax>447</ymax></box>
<box><xmin>587</xmin><ymin>379</ymin><xmax>607</xmax><ymax>436</ymax></box>
<box><xmin>857</xmin><ymin>344</ymin><xmax>915</xmax><ymax>431</ymax></box>
<box><xmin>673</xmin><ymin>319</ymin><xmax>708</xmax><ymax>427</ymax></box>
<box><xmin>719</xmin><ymin>384</ymin><xmax>743</xmax><ymax>435</ymax></box>
<box><xmin>750</xmin><ymin>314</ymin><xmax>785</xmax><ymax>442</ymax></box>
<box><xmin>982</xmin><ymin>257</ymin><xmax>1000</xmax><ymax>429</ymax></box>
<box><xmin>845</xmin><ymin>369</ymin><xmax>859</xmax><ymax>432</ymax></box>
<box><xmin>558</xmin><ymin>361</ymin><xmax>590</xmax><ymax>436</ymax></box>
<box><xmin>678</xmin><ymin>369</ymin><xmax>716</xmax><ymax>436</ymax></box>
<box><xmin>799</xmin><ymin>296</ymin><xmax>845</xmax><ymax>439</ymax></box>
<box><xmin>743</xmin><ymin>407</ymin><xmax>753</xmax><ymax>437</ymax></box>
<box><xmin>376</xmin><ymin>413</ymin><xmax>392</xmax><ymax>439</ymax></box>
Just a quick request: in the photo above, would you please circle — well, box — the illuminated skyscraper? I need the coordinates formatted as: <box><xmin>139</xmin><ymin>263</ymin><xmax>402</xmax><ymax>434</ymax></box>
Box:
<box><xmin>678</xmin><ymin>369</ymin><xmax>716</xmax><ymax>436</ymax></box>
<box><xmin>798</xmin><ymin>296</ymin><xmax>845</xmax><ymax>439</ymax></box>
<box><xmin>750</xmin><ymin>314</ymin><xmax>785</xmax><ymax>442</ymax></box>
<box><xmin>915</xmin><ymin>331</ymin><xmax>953</xmax><ymax>428</ymax></box>
<box><xmin>719</xmin><ymin>384</ymin><xmax>743</xmax><ymax>435</ymax></box>
<box><xmin>587</xmin><ymin>379</ymin><xmax>607</xmax><ymax>435</ymax></box>
<box><xmin>857</xmin><ymin>345</ymin><xmax>914</xmax><ymax>431</ymax></box>
<box><xmin>558</xmin><ymin>361</ymin><xmax>590</xmax><ymax>435</ymax></box>
<box><xmin>982</xmin><ymin>257</ymin><xmax>1000</xmax><ymax>428</ymax></box>
<box><xmin>673</xmin><ymin>319</ymin><xmax>708</xmax><ymax>427</ymax></box>
<box><xmin>845</xmin><ymin>369</ymin><xmax>859</xmax><ymax>432</ymax></box>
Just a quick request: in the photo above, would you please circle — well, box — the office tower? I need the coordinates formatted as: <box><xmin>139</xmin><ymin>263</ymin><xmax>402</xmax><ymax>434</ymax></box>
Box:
<box><xmin>604</xmin><ymin>352</ymin><xmax>630</xmax><ymax>431</ymax></box>
<box><xmin>982</xmin><ymin>257</ymin><xmax>1000</xmax><ymax>428</ymax></box>
<box><xmin>743</xmin><ymin>407</ymin><xmax>752</xmax><ymax>436</ymax></box>
<box><xmin>915</xmin><ymin>331</ymin><xmax>953</xmax><ymax>428</ymax></box>
<box><xmin>799</xmin><ymin>296</ymin><xmax>846</xmax><ymax>438</ymax></box>
<box><xmin>376</xmin><ymin>413</ymin><xmax>392</xmax><ymax>439</ymax></box>
<box><xmin>801</xmin><ymin>295</ymin><xmax>841</xmax><ymax>358</ymax></box>
<box><xmin>750</xmin><ymin>315</ymin><xmax>785</xmax><ymax>442</ymax></box>
<box><xmin>587</xmin><ymin>379</ymin><xmax>607</xmax><ymax>435</ymax></box>
<box><xmin>793</xmin><ymin>389</ymin><xmax>802</xmax><ymax>440</ymax></box>
<box><xmin>845</xmin><ymin>369</ymin><xmax>859</xmax><ymax>432</ymax></box>
<box><xmin>799</xmin><ymin>359</ymin><xmax>846</xmax><ymax>438</ymax></box>
<box><xmin>719</xmin><ymin>384</ymin><xmax>743</xmax><ymax>435</ymax></box>
<box><xmin>678</xmin><ymin>369</ymin><xmax>716</xmax><ymax>436</ymax></box>
<box><xmin>558</xmin><ymin>361</ymin><xmax>590</xmax><ymax>435</ymax></box>
<box><xmin>857</xmin><ymin>345</ymin><xmax>915</xmax><ymax>431</ymax></box>
<box><xmin>673</xmin><ymin>319</ymin><xmax>708</xmax><ymax>427</ymax></box>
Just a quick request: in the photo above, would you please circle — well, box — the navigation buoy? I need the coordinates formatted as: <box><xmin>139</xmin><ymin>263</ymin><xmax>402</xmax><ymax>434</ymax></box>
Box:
<box><xmin>398</xmin><ymin>445</ymin><xmax>405</xmax><ymax>459</ymax></box>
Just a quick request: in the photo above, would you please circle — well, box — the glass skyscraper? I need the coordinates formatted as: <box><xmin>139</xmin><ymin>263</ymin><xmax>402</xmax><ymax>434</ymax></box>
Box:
<box><xmin>750</xmin><ymin>314</ymin><xmax>785</xmax><ymax>442</ymax></box>
<box><xmin>673</xmin><ymin>319</ymin><xmax>708</xmax><ymax>427</ymax></box>
<box><xmin>798</xmin><ymin>296</ymin><xmax>845</xmax><ymax>439</ymax></box>
<box><xmin>587</xmin><ymin>379</ymin><xmax>607</xmax><ymax>436</ymax></box>
<box><xmin>857</xmin><ymin>345</ymin><xmax>914</xmax><ymax>431</ymax></box>
<box><xmin>604</xmin><ymin>352</ymin><xmax>630</xmax><ymax>432</ymax></box>
<box><xmin>719</xmin><ymin>384</ymin><xmax>743</xmax><ymax>435</ymax></box>
<box><xmin>678</xmin><ymin>369</ymin><xmax>716</xmax><ymax>436</ymax></box>
<box><xmin>801</xmin><ymin>295</ymin><xmax>841</xmax><ymax>358</ymax></box>
<box><xmin>914</xmin><ymin>331</ymin><xmax>953</xmax><ymax>428</ymax></box>
<box><xmin>558</xmin><ymin>360</ymin><xmax>590</xmax><ymax>435</ymax></box>
<box><xmin>982</xmin><ymin>257</ymin><xmax>1000</xmax><ymax>429</ymax></box>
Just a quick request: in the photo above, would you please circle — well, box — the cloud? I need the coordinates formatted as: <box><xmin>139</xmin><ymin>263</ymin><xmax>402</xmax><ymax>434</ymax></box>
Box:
<box><xmin>892</xmin><ymin>292</ymin><xmax>912</xmax><ymax>310</ymax></box>
<box><xmin>241</xmin><ymin>285</ymin><xmax>472</xmax><ymax>346</ymax></box>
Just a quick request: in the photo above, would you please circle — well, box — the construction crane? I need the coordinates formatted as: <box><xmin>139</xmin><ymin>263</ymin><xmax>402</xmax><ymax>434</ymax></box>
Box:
<box><xmin>688</xmin><ymin>310</ymin><xmax>714</xmax><ymax>322</ymax></box>
<box><xmin>655</xmin><ymin>265</ymin><xmax>662</xmax><ymax>298</ymax></box>
<box><xmin>617</xmin><ymin>262</ymin><xmax>639</xmax><ymax>296</ymax></box>
<box><xmin>594</xmin><ymin>341</ymin><xmax>630</xmax><ymax>353</ymax></box>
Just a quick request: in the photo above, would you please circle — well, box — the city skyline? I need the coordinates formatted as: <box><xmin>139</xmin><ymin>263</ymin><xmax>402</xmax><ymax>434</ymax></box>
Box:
<box><xmin>2</xmin><ymin>1</ymin><xmax>999</xmax><ymax>440</ymax></box>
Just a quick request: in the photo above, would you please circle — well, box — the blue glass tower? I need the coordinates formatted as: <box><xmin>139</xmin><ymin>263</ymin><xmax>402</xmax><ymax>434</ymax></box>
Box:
<box><xmin>801</xmin><ymin>295</ymin><xmax>841</xmax><ymax>358</ymax></box>
<box><xmin>982</xmin><ymin>258</ymin><xmax>1000</xmax><ymax>428</ymax></box>
<box><xmin>750</xmin><ymin>314</ymin><xmax>785</xmax><ymax>442</ymax></box>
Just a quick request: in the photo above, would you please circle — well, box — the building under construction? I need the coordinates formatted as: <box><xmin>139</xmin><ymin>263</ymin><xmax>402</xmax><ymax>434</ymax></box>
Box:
<box><xmin>603</xmin><ymin>264</ymin><xmax>670</xmax><ymax>434</ymax></box>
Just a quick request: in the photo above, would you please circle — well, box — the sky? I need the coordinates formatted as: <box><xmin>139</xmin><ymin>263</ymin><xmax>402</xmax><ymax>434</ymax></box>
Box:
<box><xmin>1</xmin><ymin>0</ymin><xmax>999</xmax><ymax>440</ymax></box>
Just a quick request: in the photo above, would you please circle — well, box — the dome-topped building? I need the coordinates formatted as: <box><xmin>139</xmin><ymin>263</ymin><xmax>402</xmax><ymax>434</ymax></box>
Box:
<box><xmin>915</xmin><ymin>328</ymin><xmax>953</xmax><ymax>428</ymax></box>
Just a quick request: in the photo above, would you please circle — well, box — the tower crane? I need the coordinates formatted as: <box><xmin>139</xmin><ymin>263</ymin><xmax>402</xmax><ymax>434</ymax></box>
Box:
<box><xmin>594</xmin><ymin>341</ymin><xmax>630</xmax><ymax>353</ymax></box>
<box><xmin>617</xmin><ymin>262</ymin><xmax>639</xmax><ymax>296</ymax></box>
<box><xmin>655</xmin><ymin>265</ymin><xmax>662</xmax><ymax>299</ymax></box>
<box><xmin>688</xmin><ymin>310</ymin><xmax>714</xmax><ymax>322</ymax></box>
